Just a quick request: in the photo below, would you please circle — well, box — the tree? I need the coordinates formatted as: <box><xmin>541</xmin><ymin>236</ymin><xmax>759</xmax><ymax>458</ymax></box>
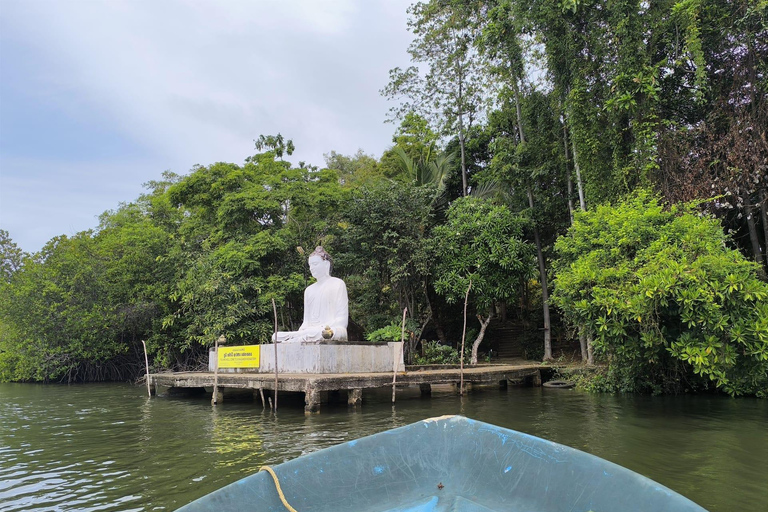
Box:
<box><xmin>656</xmin><ymin>0</ymin><xmax>768</xmax><ymax>278</ymax></box>
<box><xmin>0</xmin><ymin>140</ymin><xmax>351</xmax><ymax>382</ymax></box>
<box><xmin>477</xmin><ymin>88</ymin><xmax>571</xmax><ymax>361</ymax></box>
<box><xmin>0</xmin><ymin>231</ymin><xmax>141</xmax><ymax>382</ymax></box>
<box><xmin>324</xmin><ymin>149</ymin><xmax>385</xmax><ymax>188</ymax></box>
<box><xmin>520</xmin><ymin>0</ymin><xmax>714</xmax><ymax>205</ymax></box>
<box><xmin>164</xmin><ymin>150</ymin><xmax>346</xmax><ymax>348</ymax></box>
<box><xmin>391</xmin><ymin>111</ymin><xmax>441</xmax><ymax>163</ymax></box>
<box><xmin>382</xmin><ymin>0</ymin><xmax>489</xmax><ymax>196</ymax></box>
<box><xmin>0</xmin><ymin>230</ymin><xmax>24</xmax><ymax>282</ymax></box>
<box><xmin>431</xmin><ymin>196</ymin><xmax>535</xmax><ymax>363</ymax></box>
<box><xmin>379</xmin><ymin>112</ymin><xmax>443</xmax><ymax>180</ymax></box>
<box><xmin>0</xmin><ymin>197</ymin><xmax>178</xmax><ymax>383</ymax></box>
<box><xmin>252</xmin><ymin>133</ymin><xmax>295</xmax><ymax>161</ymax></box>
<box><xmin>552</xmin><ymin>191</ymin><xmax>768</xmax><ymax>396</ymax></box>
<box><xmin>337</xmin><ymin>182</ymin><xmax>436</xmax><ymax>334</ymax></box>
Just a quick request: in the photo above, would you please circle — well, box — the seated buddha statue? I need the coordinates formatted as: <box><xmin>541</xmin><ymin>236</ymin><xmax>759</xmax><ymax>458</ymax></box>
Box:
<box><xmin>272</xmin><ymin>246</ymin><xmax>348</xmax><ymax>343</ymax></box>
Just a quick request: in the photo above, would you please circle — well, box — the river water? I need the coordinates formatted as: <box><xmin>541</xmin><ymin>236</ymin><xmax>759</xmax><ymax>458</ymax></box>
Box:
<box><xmin>0</xmin><ymin>382</ymin><xmax>765</xmax><ymax>512</ymax></box>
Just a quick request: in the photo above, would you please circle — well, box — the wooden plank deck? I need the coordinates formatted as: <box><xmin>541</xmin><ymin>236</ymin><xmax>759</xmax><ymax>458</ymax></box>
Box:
<box><xmin>149</xmin><ymin>363</ymin><xmax>545</xmax><ymax>412</ymax></box>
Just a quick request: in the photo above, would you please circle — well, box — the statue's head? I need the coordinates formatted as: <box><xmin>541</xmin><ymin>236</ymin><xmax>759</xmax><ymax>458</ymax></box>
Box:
<box><xmin>308</xmin><ymin>246</ymin><xmax>333</xmax><ymax>277</ymax></box>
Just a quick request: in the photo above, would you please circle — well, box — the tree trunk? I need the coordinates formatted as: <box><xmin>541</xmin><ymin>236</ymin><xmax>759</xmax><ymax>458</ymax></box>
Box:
<box><xmin>578</xmin><ymin>325</ymin><xmax>588</xmax><ymax>362</ymax></box>
<box><xmin>571</xmin><ymin>135</ymin><xmax>586</xmax><ymax>211</ymax></box>
<box><xmin>425</xmin><ymin>290</ymin><xmax>449</xmax><ymax>344</ymax></box>
<box><xmin>515</xmin><ymin>81</ymin><xmax>552</xmax><ymax>361</ymax></box>
<box><xmin>470</xmin><ymin>309</ymin><xmax>493</xmax><ymax>365</ymax></box>
<box><xmin>564</xmin><ymin>123</ymin><xmax>575</xmax><ymax>225</ymax></box>
<box><xmin>416</xmin><ymin>310</ymin><xmax>432</xmax><ymax>346</ymax></box>
<box><xmin>566</xmin><ymin>114</ymin><xmax>590</xmax><ymax>357</ymax></box>
<box><xmin>528</xmin><ymin>187</ymin><xmax>552</xmax><ymax>361</ymax></box>
<box><xmin>760</xmin><ymin>187</ymin><xmax>768</xmax><ymax>268</ymax></box>
<box><xmin>457</xmin><ymin>69</ymin><xmax>468</xmax><ymax>197</ymax></box>
<box><xmin>745</xmin><ymin>199</ymin><xmax>767</xmax><ymax>280</ymax></box>
<box><xmin>513</xmin><ymin>79</ymin><xmax>526</xmax><ymax>144</ymax></box>
<box><xmin>587</xmin><ymin>331</ymin><xmax>594</xmax><ymax>366</ymax></box>
<box><xmin>459</xmin><ymin>126</ymin><xmax>468</xmax><ymax>197</ymax></box>
<box><xmin>410</xmin><ymin>310</ymin><xmax>432</xmax><ymax>364</ymax></box>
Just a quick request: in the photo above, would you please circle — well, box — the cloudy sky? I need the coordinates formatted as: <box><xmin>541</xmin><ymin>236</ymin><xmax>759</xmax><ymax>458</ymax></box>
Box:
<box><xmin>0</xmin><ymin>0</ymin><xmax>414</xmax><ymax>253</ymax></box>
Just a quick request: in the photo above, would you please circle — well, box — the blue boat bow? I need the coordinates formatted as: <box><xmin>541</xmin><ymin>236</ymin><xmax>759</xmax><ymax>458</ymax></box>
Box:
<box><xmin>177</xmin><ymin>415</ymin><xmax>707</xmax><ymax>512</ymax></box>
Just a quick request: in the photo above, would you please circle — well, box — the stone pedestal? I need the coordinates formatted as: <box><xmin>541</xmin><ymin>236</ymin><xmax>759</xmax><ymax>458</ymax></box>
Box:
<box><xmin>209</xmin><ymin>342</ymin><xmax>405</xmax><ymax>374</ymax></box>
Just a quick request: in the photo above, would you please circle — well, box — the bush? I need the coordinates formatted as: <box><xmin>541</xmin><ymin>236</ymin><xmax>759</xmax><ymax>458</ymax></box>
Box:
<box><xmin>413</xmin><ymin>341</ymin><xmax>475</xmax><ymax>365</ymax></box>
<box><xmin>414</xmin><ymin>341</ymin><xmax>461</xmax><ymax>365</ymax></box>
<box><xmin>366</xmin><ymin>322</ymin><xmax>406</xmax><ymax>343</ymax></box>
<box><xmin>552</xmin><ymin>191</ymin><xmax>768</xmax><ymax>396</ymax></box>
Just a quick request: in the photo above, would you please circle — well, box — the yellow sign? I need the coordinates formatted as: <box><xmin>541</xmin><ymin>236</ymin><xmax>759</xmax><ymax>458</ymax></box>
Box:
<box><xmin>218</xmin><ymin>345</ymin><xmax>260</xmax><ymax>368</ymax></box>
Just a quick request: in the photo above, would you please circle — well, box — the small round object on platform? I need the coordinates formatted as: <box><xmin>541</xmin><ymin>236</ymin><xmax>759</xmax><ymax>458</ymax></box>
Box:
<box><xmin>543</xmin><ymin>379</ymin><xmax>575</xmax><ymax>389</ymax></box>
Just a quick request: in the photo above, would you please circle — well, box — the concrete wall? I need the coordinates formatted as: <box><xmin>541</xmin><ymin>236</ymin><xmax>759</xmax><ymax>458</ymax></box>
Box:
<box><xmin>209</xmin><ymin>342</ymin><xmax>405</xmax><ymax>374</ymax></box>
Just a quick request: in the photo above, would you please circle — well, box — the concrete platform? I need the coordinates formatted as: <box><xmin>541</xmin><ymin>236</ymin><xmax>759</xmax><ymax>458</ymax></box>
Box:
<box><xmin>149</xmin><ymin>363</ymin><xmax>544</xmax><ymax>412</ymax></box>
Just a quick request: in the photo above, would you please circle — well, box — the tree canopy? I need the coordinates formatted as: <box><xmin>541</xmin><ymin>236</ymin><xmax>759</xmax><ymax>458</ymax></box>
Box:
<box><xmin>1</xmin><ymin>1</ymin><xmax>766</xmax><ymax>396</ymax></box>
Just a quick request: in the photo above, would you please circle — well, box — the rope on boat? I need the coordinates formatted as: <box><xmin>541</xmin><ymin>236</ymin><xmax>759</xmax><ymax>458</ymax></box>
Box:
<box><xmin>259</xmin><ymin>466</ymin><xmax>299</xmax><ymax>512</ymax></box>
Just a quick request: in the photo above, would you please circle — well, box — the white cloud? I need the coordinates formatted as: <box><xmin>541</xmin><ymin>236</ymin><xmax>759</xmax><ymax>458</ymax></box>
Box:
<box><xmin>0</xmin><ymin>0</ymin><xmax>414</xmax><ymax>252</ymax></box>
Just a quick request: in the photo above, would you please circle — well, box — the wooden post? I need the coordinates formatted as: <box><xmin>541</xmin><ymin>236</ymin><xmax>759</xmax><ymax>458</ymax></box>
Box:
<box><xmin>392</xmin><ymin>307</ymin><xmax>407</xmax><ymax>403</ymax></box>
<box><xmin>212</xmin><ymin>334</ymin><xmax>226</xmax><ymax>405</ymax></box>
<box><xmin>141</xmin><ymin>340</ymin><xmax>151</xmax><ymax>398</ymax></box>
<box><xmin>460</xmin><ymin>281</ymin><xmax>472</xmax><ymax>396</ymax></box>
<box><xmin>272</xmin><ymin>298</ymin><xmax>279</xmax><ymax>412</ymax></box>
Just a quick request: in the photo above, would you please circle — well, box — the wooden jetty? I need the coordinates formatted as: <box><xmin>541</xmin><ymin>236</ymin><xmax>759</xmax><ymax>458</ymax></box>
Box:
<box><xmin>149</xmin><ymin>362</ymin><xmax>545</xmax><ymax>412</ymax></box>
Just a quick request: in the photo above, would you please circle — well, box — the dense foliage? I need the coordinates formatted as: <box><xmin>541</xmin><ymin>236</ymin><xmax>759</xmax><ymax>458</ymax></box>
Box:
<box><xmin>1</xmin><ymin>0</ymin><xmax>765</xmax><ymax>396</ymax></box>
<box><xmin>432</xmin><ymin>197</ymin><xmax>534</xmax><ymax>363</ymax></box>
<box><xmin>553</xmin><ymin>192</ymin><xmax>768</xmax><ymax>395</ymax></box>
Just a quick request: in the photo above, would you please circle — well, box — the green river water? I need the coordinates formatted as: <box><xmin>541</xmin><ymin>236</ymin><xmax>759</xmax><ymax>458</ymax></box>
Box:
<box><xmin>0</xmin><ymin>382</ymin><xmax>765</xmax><ymax>512</ymax></box>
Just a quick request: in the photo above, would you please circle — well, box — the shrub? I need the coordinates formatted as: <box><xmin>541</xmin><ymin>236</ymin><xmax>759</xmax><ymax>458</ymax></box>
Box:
<box><xmin>414</xmin><ymin>341</ymin><xmax>461</xmax><ymax>365</ymax></box>
<box><xmin>366</xmin><ymin>322</ymin><xmax>406</xmax><ymax>343</ymax></box>
<box><xmin>552</xmin><ymin>191</ymin><xmax>768</xmax><ymax>396</ymax></box>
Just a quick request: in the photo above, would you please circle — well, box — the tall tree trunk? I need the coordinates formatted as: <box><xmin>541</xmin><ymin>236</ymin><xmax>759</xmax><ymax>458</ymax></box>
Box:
<box><xmin>564</xmin><ymin>122</ymin><xmax>575</xmax><ymax>225</ymax></box>
<box><xmin>459</xmin><ymin>124</ymin><xmax>468</xmax><ymax>197</ymax></box>
<box><xmin>513</xmin><ymin>79</ymin><xmax>525</xmax><ymax>142</ymax></box>
<box><xmin>528</xmin><ymin>187</ymin><xmax>552</xmax><ymax>361</ymax></box>
<box><xmin>563</xmin><ymin>96</ymin><xmax>585</xmax><ymax>211</ymax></box>
<box><xmin>571</xmin><ymin>135</ymin><xmax>586</xmax><ymax>211</ymax></box>
<box><xmin>519</xmin><ymin>276</ymin><xmax>527</xmax><ymax>318</ymax></box>
<box><xmin>745</xmin><ymin>199</ymin><xmax>767</xmax><ymax>279</ymax></box>
<box><xmin>760</xmin><ymin>187</ymin><xmax>768</xmax><ymax>268</ymax></box>
<box><xmin>458</xmin><ymin>68</ymin><xmax>468</xmax><ymax>197</ymax></box>
<box><xmin>587</xmin><ymin>331</ymin><xmax>594</xmax><ymax>366</ymax></box>
<box><xmin>470</xmin><ymin>309</ymin><xmax>493</xmax><ymax>365</ymax></box>
<box><xmin>515</xmin><ymin>80</ymin><xmax>552</xmax><ymax>361</ymax></box>
<box><xmin>566</xmin><ymin>112</ymin><xmax>590</xmax><ymax>359</ymax></box>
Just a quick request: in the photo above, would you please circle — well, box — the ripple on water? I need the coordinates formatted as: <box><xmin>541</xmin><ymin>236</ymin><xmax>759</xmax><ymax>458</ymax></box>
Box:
<box><xmin>0</xmin><ymin>383</ymin><xmax>766</xmax><ymax>512</ymax></box>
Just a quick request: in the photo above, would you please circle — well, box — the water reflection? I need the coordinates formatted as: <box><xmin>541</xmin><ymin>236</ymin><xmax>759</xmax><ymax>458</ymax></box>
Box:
<box><xmin>1</xmin><ymin>383</ymin><xmax>766</xmax><ymax>512</ymax></box>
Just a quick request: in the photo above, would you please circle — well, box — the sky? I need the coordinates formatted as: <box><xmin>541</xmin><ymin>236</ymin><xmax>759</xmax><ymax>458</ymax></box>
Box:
<box><xmin>0</xmin><ymin>0</ymin><xmax>414</xmax><ymax>253</ymax></box>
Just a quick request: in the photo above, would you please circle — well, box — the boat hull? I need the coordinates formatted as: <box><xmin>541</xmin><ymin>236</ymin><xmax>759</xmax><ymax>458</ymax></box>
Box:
<box><xmin>177</xmin><ymin>415</ymin><xmax>707</xmax><ymax>512</ymax></box>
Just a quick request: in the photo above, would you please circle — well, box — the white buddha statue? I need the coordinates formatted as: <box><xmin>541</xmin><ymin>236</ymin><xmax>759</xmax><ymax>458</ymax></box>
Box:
<box><xmin>273</xmin><ymin>246</ymin><xmax>348</xmax><ymax>343</ymax></box>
